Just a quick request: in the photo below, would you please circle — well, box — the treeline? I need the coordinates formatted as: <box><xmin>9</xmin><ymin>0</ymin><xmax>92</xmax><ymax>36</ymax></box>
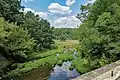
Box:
<box><xmin>77</xmin><ymin>0</ymin><xmax>120</xmax><ymax>70</ymax></box>
<box><xmin>54</xmin><ymin>28</ymin><xmax>80</xmax><ymax>40</ymax></box>
<box><xmin>0</xmin><ymin>0</ymin><xmax>54</xmax><ymax>62</ymax></box>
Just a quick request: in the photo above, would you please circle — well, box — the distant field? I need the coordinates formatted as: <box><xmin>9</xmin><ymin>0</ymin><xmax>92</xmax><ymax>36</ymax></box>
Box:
<box><xmin>55</xmin><ymin>40</ymin><xmax>79</xmax><ymax>48</ymax></box>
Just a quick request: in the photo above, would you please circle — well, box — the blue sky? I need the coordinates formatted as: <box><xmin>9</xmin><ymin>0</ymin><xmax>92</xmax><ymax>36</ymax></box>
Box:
<box><xmin>21</xmin><ymin>0</ymin><xmax>87</xmax><ymax>28</ymax></box>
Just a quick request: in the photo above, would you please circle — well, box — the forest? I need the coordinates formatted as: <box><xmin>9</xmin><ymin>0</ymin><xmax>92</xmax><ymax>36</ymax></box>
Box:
<box><xmin>1</xmin><ymin>0</ymin><xmax>120</xmax><ymax>80</ymax></box>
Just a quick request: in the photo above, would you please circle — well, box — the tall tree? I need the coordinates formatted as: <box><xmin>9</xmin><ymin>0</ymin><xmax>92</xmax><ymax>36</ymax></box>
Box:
<box><xmin>77</xmin><ymin>0</ymin><xmax>120</xmax><ymax>68</ymax></box>
<box><xmin>22</xmin><ymin>11</ymin><xmax>54</xmax><ymax>50</ymax></box>
<box><xmin>0</xmin><ymin>18</ymin><xmax>35</xmax><ymax>62</ymax></box>
<box><xmin>0</xmin><ymin>0</ymin><xmax>22</xmax><ymax>23</ymax></box>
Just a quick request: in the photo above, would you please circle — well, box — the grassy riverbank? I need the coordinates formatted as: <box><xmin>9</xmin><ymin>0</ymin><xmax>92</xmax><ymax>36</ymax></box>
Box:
<box><xmin>2</xmin><ymin>40</ymin><xmax>91</xmax><ymax>79</ymax></box>
<box><xmin>8</xmin><ymin>52</ymin><xmax>75</xmax><ymax>77</ymax></box>
<box><xmin>2</xmin><ymin>40</ymin><xmax>92</xmax><ymax>79</ymax></box>
<box><xmin>6</xmin><ymin>40</ymin><xmax>80</xmax><ymax>78</ymax></box>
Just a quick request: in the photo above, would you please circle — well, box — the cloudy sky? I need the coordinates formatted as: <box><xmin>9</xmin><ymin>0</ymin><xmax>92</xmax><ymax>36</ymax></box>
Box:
<box><xmin>21</xmin><ymin>0</ymin><xmax>87</xmax><ymax>28</ymax></box>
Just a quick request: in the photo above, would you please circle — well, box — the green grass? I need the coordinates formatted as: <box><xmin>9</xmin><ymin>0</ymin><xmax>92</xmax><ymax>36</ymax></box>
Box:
<box><xmin>31</xmin><ymin>40</ymin><xmax>79</xmax><ymax>59</ymax></box>
<box><xmin>55</xmin><ymin>40</ymin><xmax>79</xmax><ymax>49</ymax></box>
<box><xmin>31</xmin><ymin>40</ymin><xmax>79</xmax><ymax>60</ymax></box>
<box><xmin>8</xmin><ymin>55</ymin><xmax>58</xmax><ymax>77</ymax></box>
<box><xmin>58</xmin><ymin>53</ymin><xmax>74</xmax><ymax>61</ymax></box>
<box><xmin>8</xmin><ymin>53</ymin><xmax>89</xmax><ymax>78</ymax></box>
<box><xmin>34</xmin><ymin>48</ymin><xmax>63</xmax><ymax>59</ymax></box>
<box><xmin>7</xmin><ymin>40</ymin><xmax>85</xmax><ymax>77</ymax></box>
<box><xmin>7</xmin><ymin>52</ymin><xmax>75</xmax><ymax>77</ymax></box>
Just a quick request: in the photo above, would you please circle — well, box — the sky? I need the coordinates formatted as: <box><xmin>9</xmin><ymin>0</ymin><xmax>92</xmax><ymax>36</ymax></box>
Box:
<box><xmin>21</xmin><ymin>0</ymin><xmax>87</xmax><ymax>28</ymax></box>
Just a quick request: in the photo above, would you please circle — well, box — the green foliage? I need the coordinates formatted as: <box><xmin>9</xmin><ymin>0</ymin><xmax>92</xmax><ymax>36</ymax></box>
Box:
<box><xmin>54</xmin><ymin>28</ymin><xmax>80</xmax><ymax>40</ymax></box>
<box><xmin>60</xmin><ymin>35</ymin><xmax>66</xmax><ymax>41</ymax></box>
<box><xmin>0</xmin><ymin>17</ymin><xmax>35</xmax><ymax>62</ymax></box>
<box><xmin>22</xmin><ymin>12</ymin><xmax>55</xmax><ymax>50</ymax></box>
<box><xmin>77</xmin><ymin>0</ymin><xmax>120</xmax><ymax>69</ymax></box>
<box><xmin>7</xmin><ymin>51</ymin><xmax>75</xmax><ymax>77</ymax></box>
<box><xmin>34</xmin><ymin>48</ymin><xmax>62</xmax><ymax>59</ymax></box>
<box><xmin>58</xmin><ymin>53</ymin><xmax>74</xmax><ymax>61</ymax></box>
<box><xmin>55</xmin><ymin>40</ymin><xmax>79</xmax><ymax>49</ymax></box>
<box><xmin>71</xmin><ymin>58</ymin><xmax>91</xmax><ymax>74</ymax></box>
<box><xmin>7</xmin><ymin>46</ymin><xmax>77</xmax><ymax>77</ymax></box>
<box><xmin>8</xmin><ymin>55</ymin><xmax>58</xmax><ymax>77</ymax></box>
<box><xmin>0</xmin><ymin>0</ymin><xmax>22</xmax><ymax>23</ymax></box>
<box><xmin>57</xmin><ymin>60</ymin><xmax>63</xmax><ymax>66</ymax></box>
<box><xmin>69</xmin><ymin>65</ymin><xmax>74</xmax><ymax>70</ymax></box>
<box><xmin>0</xmin><ymin>0</ymin><xmax>55</xmax><ymax>52</ymax></box>
<box><xmin>3</xmin><ymin>0</ymin><xmax>120</xmax><ymax>77</ymax></box>
<box><xmin>0</xmin><ymin>0</ymin><xmax>56</xmax><ymax>63</ymax></box>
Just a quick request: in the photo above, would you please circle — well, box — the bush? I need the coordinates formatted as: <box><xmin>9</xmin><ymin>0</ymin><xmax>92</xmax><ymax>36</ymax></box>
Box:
<box><xmin>57</xmin><ymin>60</ymin><xmax>63</xmax><ymax>66</ymax></box>
<box><xmin>0</xmin><ymin>18</ymin><xmax>35</xmax><ymax>62</ymax></box>
<box><xmin>69</xmin><ymin>65</ymin><xmax>75</xmax><ymax>70</ymax></box>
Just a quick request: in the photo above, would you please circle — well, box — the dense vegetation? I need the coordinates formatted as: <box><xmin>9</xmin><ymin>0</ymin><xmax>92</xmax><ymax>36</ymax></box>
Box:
<box><xmin>1</xmin><ymin>0</ymin><xmax>120</xmax><ymax>79</ymax></box>
<box><xmin>0</xmin><ymin>0</ymin><xmax>55</xmax><ymax>62</ymax></box>
<box><xmin>0</xmin><ymin>18</ymin><xmax>35</xmax><ymax>62</ymax></box>
<box><xmin>22</xmin><ymin>12</ymin><xmax>55</xmax><ymax>51</ymax></box>
<box><xmin>77</xmin><ymin>0</ymin><xmax>120</xmax><ymax>70</ymax></box>
<box><xmin>54</xmin><ymin>28</ymin><xmax>80</xmax><ymax>40</ymax></box>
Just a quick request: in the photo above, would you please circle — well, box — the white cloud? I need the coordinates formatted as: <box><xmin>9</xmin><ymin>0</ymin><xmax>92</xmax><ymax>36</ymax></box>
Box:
<box><xmin>35</xmin><ymin>12</ymin><xmax>48</xmax><ymax>19</ymax></box>
<box><xmin>90</xmin><ymin>0</ymin><xmax>96</xmax><ymax>4</ymax></box>
<box><xmin>66</xmin><ymin>0</ymin><xmax>76</xmax><ymax>6</ymax></box>
<box><xmin>48</xmin><ymin>3</ymin><xmax>72</xmax><ymax>15</ymax></box>
<box><xmin>24</xmin><ymin>0</ymin><xmax>34</xmax><ymax>3</ymax></box>
<box><xmin>21</xmin><ymin>7</ymin><xmax>81</xmax><ymax>28</ymax></box>
<box><xmin>84</xmin><ymin>0</ymin><xmax>95</xmax><ymax>5</ymax></box>
<box><xmin>23</xmin><ymin>8</ymin><xmax>35</xmax><ymax>13</ymax></box>
<box><xmin>22</xmin><ymin>8</ymin><xmax>48</xmax><ymax>19</ymax></box>
<box><xmin>50</xmin><ymin>16</ymin><xmax>81</xmax><ymax>28</ymax></box>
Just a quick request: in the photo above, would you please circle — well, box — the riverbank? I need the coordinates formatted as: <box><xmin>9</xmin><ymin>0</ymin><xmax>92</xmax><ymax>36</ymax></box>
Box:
<box><xmin>7</xmin><ymin>49</ymin><xmax>75</xmax><ymax>77</ymax></box>
<box><xmin>1</xmin><ymin>40</ymin><xmax>88</xmax><ymax>79</ymax></box>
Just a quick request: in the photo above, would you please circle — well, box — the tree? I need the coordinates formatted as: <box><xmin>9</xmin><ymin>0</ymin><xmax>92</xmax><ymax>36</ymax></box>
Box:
<box><xmin>54</xmin><ymin>28</ymin><xmax>80</xmax><ymax>40</ymax></box>
<box><xmin>77</xmin><ymin>0</ymin><xmax>120</xmax><ymax>68</ymax></box>
<box><xmin>22</xmin><ymin>11</ymin><xmax>55</xmax><ymax>50</ymax></box>
<box><xmin>0</xmin><ymin>17</ymin><xmax>36</xmax><ymax>62</ymax></box>
<box><xmin>0</xmin><ymin>0</ymin><xmax>22</xmax><ymax>23</ymax></box>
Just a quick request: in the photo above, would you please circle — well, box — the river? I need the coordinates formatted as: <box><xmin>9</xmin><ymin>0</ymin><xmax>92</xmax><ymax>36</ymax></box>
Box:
<box><xmin>14</xmin><ymin>61</ymin><xmax>80</xmax><ymax>80</ymax></box>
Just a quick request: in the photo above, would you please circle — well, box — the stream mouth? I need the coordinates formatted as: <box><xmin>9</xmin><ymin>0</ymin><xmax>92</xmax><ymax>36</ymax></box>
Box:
<box><xmin>14</xmin><ymin>61</ymin><xmax>80</xmax><ymax>80</ymax></box>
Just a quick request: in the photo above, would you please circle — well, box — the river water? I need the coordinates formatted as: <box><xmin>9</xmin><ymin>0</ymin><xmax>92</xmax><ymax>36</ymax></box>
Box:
<box><xmin>14</xmin><ymin>61</ymin><xmax>80</xmax><ymax>80</ymax></box>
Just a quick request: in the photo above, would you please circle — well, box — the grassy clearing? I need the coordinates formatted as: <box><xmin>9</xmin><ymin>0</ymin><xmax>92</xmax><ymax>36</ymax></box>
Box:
<box><xmin>31</xmin><ymin>40</ymin><xmax>79</xmax><ymax>59</ymax></box>
<box><xmin>55</xmin><ymin>40</ymin><xmax>79</xmax><ymax>49</ymax></box>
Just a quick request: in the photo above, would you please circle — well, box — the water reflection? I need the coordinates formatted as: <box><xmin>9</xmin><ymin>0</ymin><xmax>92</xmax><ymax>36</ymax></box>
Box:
<box><xmin>14</xmin><ymin>65</ymin><xmax>52</xmax><ymax>80</ymax></box>
<box><xmin>49</xmin><ymin>61</ymin><xmax>80</xmax><ymax>80</ymax></box>
<box><xmin>14</xmin><ymin>61</ymin><xmax>80</xmax><ymax>80</ymax></box>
